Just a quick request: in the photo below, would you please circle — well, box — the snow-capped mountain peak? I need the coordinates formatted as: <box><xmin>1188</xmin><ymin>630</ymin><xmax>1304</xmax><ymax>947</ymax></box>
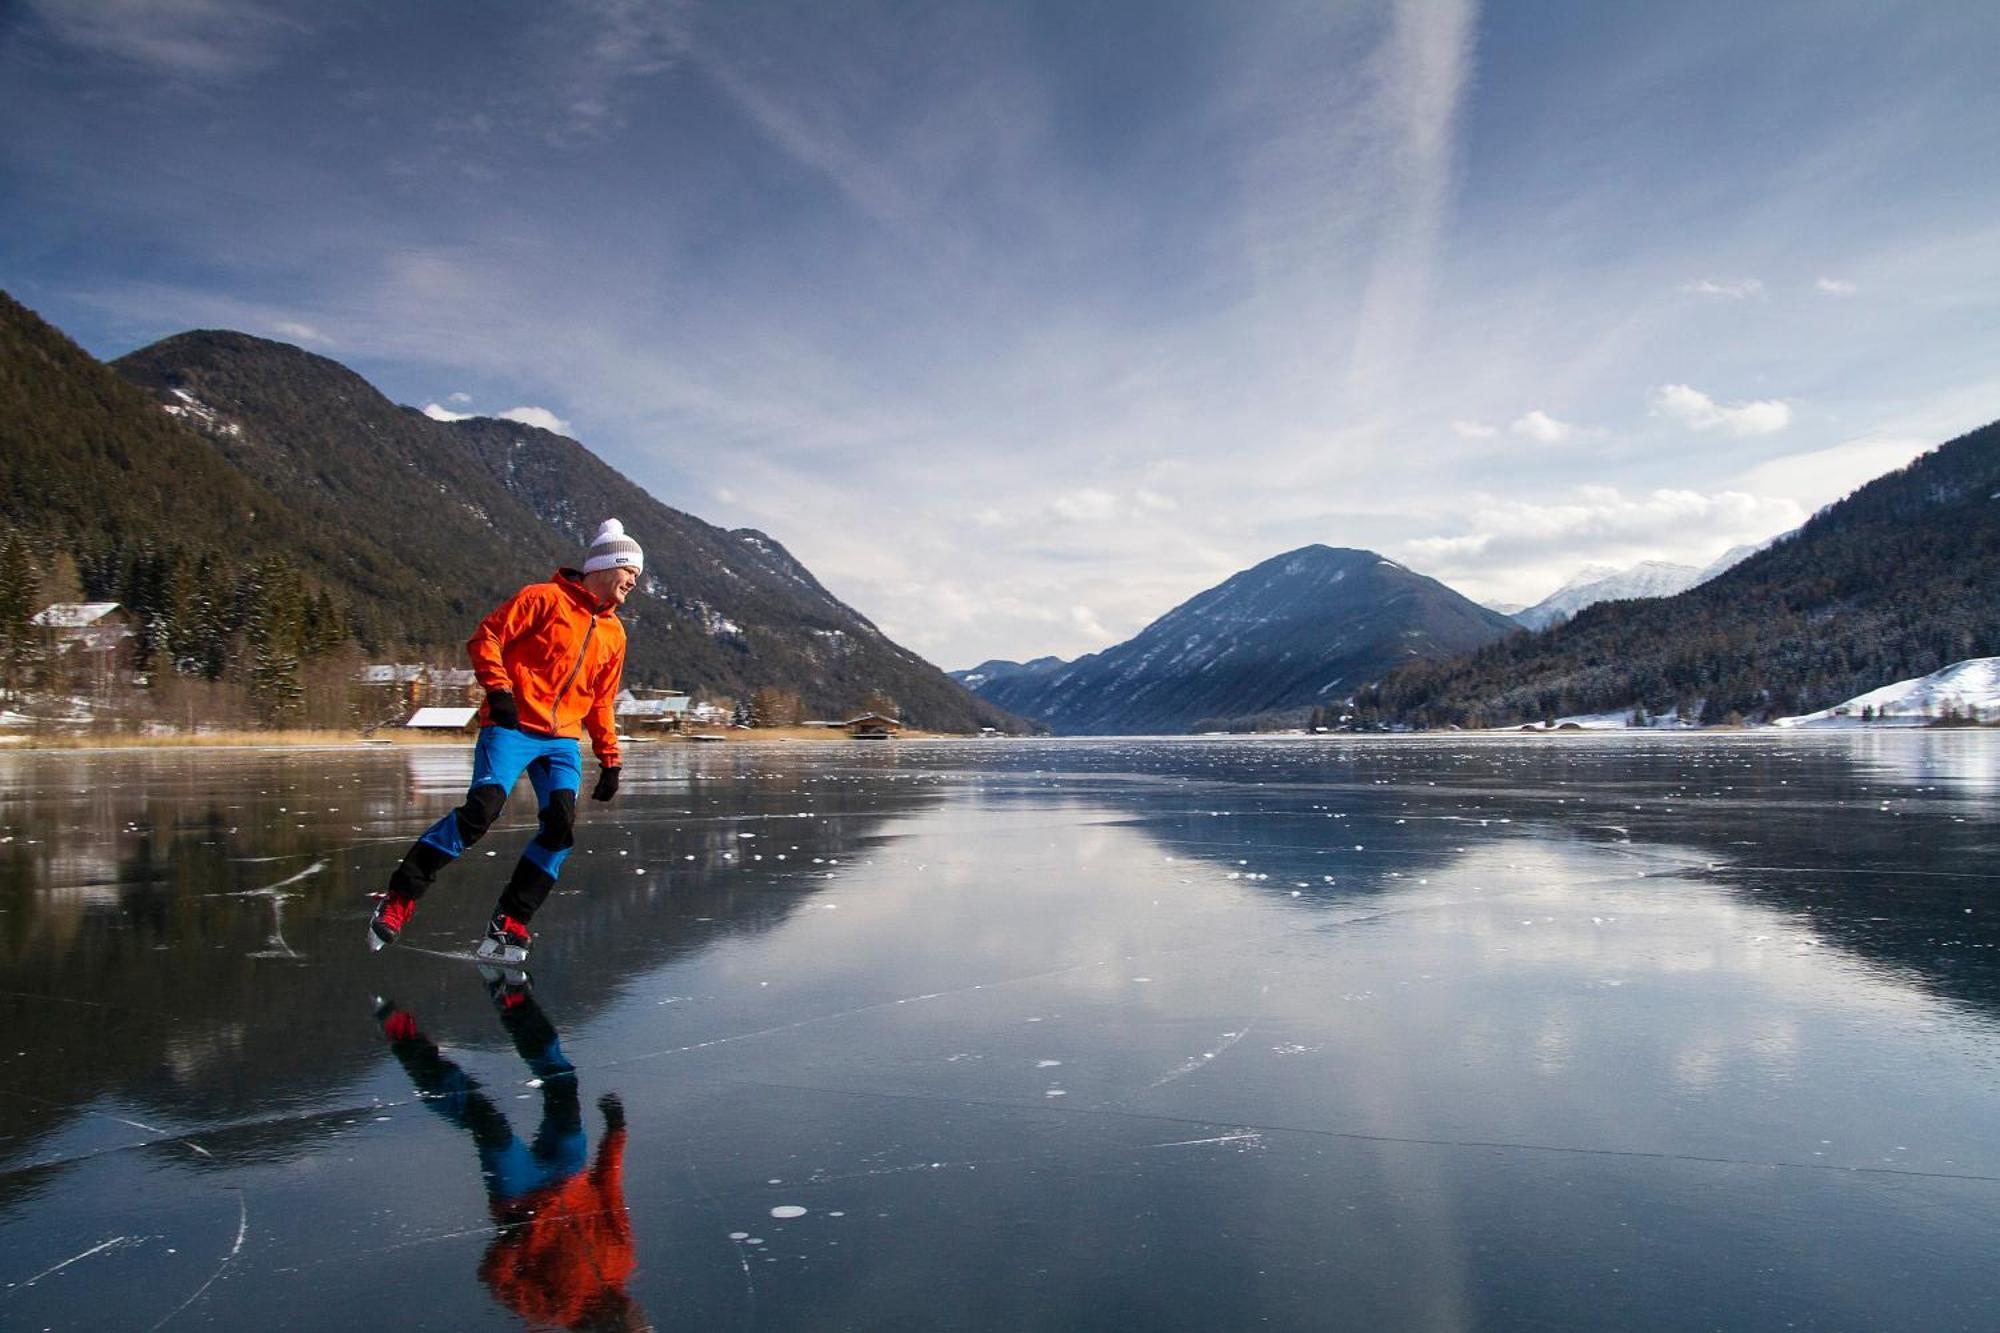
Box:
<box><xmin>1514</xmin><ymin>560</ymin><xmax>1701</xmax><ymax>631</ymax></box>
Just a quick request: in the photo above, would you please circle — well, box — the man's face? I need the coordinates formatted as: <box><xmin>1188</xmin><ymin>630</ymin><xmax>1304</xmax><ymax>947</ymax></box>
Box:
<box><xmin>584</xmin><ymin>564</ymin><xmax>640</xmax><ymax>607</ymax></box>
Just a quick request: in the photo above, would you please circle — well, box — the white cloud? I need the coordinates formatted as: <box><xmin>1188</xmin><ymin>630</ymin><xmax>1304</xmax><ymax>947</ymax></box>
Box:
<box><xmin>27</xmin><ymin>0</ymin><xmax>310</xmax><ymax>76</ymax></box>
<box><xmin>1681</xmin><ymin>278</ymin><xmax>1764</xmax><ymax>299</ymax></box>
<box><xmin>447</xmin><ymin>391</ymin><xmax>473</xmax><ymax>404</ymax></box>
<box><xmin>1340</xmin><ymin>0</ymin><xmax>1478</xmax><ymax>398</ymax></box>
<box><xmin>270</xmin><ymin>319</ymin><xmax>327</xmax><ymax>344</ymax></box>
<box><xmin>1510</xmin><ymin>410</ymin><xmax>1576</xmax><ymax>444</ymax></box>
<box><xmin>1451</xmin><ymin>419</ymin><xmax>1498</xmax><ymax>439</ymax></box>
<box><xmin>1731</xmin><ymin>435</ymin><xmax>1935</xmax><ymax>510</ymax></box>
<box><xmin>1408</xmin><ymin>488</ymin><xmax>1800</xmax><ymax>548</ymax></box>
<box><xmin>1069</xmin><ymin>605</ymin><xmax>1112</xmax><ymax>644</ymax></box>
<box><xmin>1651</xmin><ymin>383</ymin><xmax>1792</xmax><ymax>436</ymax></box>
<box><xmin>419</xmin><ymin>402</ymin><xmax>574</xmax><ymax>434</ymax></box>
<box><xmin>497</xmin><ymin>405</ymin><xmax>574</xmax><ymax>434</ymax></box>
<box><xmin>1135</xmin><ymin>489</ymin><xmax>1179</xmax><ymax>513</ymax></box>
<box><xmin>1400</xmin><ymin>485</ymin><xmax>1804</xmax><ymax>603</ymax></box>
<box><xmin>1050</xmin><ymin>488</ymin><xmax>1122</xmax><ymax>522</ymax></box>
<box><xmin>1815</xmin><ymin>277</ymin><xmax>1858</xmax><ymax>296</ymax></box>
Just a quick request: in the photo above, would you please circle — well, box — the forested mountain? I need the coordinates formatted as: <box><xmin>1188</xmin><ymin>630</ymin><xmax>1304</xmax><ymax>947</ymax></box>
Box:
<box><xmin>1362</xmin><ymin>419</ymin><xmax>2000</xmax><ymax>727</ymax></box>
<box><xmin>0</xmin><ymin>292</ymin><xmax>1016</xmax><ymax>730</ymax></box>
<box><xmin>950</xmin><ymin>655</ymin><xmax>1069</xmax><ymax>692</ymax></box>
<box><xmin>0</xmin><ymin>292</ymin><xmax>300</xmax><ymax>571</ymax></box>
<box><xmin>956</xmin><ymin>545</ymin><xmax>1520</xmax><ymax>734</ymax></box>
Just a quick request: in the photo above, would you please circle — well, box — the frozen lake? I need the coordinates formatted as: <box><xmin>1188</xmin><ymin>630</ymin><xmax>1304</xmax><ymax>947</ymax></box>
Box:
<box><xmin>1</xmin><ymin>733</ymin><xmax>1997</xmax><ymax>1330</ymax></box>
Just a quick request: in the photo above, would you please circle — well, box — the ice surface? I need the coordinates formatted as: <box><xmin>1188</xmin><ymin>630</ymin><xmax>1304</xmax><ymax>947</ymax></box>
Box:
<box><xmin>0</xmin><ymin>734</ymin><xmax>1998</xmax><ymax>1328</ymax></box>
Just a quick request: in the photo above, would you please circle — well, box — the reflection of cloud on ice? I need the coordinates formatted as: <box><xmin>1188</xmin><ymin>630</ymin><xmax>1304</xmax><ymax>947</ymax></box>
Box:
<box><xmin>1416</xmin><ymin>839</ymin><xmax>1950</xmax><ymax>1083</ymax></box>
<box><xmin>739</xmin><ymin>800</ymin><xmax>1274</xmax><ymax>1003</ymax></box>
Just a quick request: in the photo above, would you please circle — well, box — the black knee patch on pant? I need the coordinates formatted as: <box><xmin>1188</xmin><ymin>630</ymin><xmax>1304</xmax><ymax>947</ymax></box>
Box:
<box><xmin>389</xmin><ymin>839</ymin><xmax>454</xmax><ymax>899</ymax></box>
<box><xmin>454</xmin><ymin>784</ymin><xmax>507</xmax><ymax>848</ymax></box>
<box><xmin>532</xmin><ymin>789</ymin><xmax>577</xmax><ymax>854</ymax></box>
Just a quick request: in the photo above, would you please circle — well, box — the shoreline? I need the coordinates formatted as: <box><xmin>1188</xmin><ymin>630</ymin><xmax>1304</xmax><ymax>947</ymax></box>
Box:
<box><xmin>2</xmin><ymin>723</ymin><xmax>1989</xmax><ymax>754</ymax></box>
<box><xmin>0</xmin><ymin>725</ymin><xmax>955</xmax><ymax>753</ymax></box>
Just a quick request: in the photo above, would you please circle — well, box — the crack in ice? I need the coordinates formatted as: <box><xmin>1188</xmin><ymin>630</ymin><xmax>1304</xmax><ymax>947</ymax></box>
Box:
<box><xmin>148</xmin><ymin>1189</ymin><xmax>246</xmax><ymax>1330</ymax></box>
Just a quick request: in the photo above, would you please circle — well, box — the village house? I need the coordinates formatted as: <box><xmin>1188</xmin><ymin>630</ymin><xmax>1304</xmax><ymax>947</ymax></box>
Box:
<box><xmin>614</xmin><ymin>688</ymin><xmax>691</xmax><ymax>733</ymax></box>
<box><xmin>844</xmin><ymin>712</ymin><xmax>903</xmax><ymax>739</ymax></box>
<box><xmin>687</xmin><ymin>699</ymin><xmax>731</xmax><ymax>727</ymax></box>
<box><xmin>30</xmin><ymin>603</ymin><xmax>137</xmax><ymax>699</ymax></box>
<box><xmin>359</xmin><ymin>663</ymin><xmax>482</xmax><ymax>710</ymax></box>
<box><xmin>31</xmin><ymin>602</ymin><xmax>136</xmax><ymax>652</ymax></box>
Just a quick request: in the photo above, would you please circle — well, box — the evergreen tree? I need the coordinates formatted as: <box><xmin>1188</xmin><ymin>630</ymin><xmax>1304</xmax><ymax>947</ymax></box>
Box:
<box><xmin>0</xmin><ymin>531</ymin><xmax>35</xmax><ymax>698</ymax></box>
<box><xmin>246</xmin><ymin>558</ymin><xmax>307</xmax><ymax>726</ymax></box>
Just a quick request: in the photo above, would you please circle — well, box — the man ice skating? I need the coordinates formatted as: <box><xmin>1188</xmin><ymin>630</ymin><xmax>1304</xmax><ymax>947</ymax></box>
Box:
<box><xmin>370</xmin><ymin>518</ymin><xmax>642</xmax><ymax>964</ymax></box>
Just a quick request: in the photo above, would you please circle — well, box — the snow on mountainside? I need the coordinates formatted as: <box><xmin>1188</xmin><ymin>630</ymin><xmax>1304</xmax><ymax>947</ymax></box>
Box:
<box><xmin>1513</xmin><ymin>561</ymin><xmax>1700</xmax><ymax>630</ymax></box>
<box><xmin>1773</xmin><ymin>657</ymin><xmax>2000</xmax><ymax>727</ymax></box>
<box><xmin>949</xmin><ymin>656</ymin><xmax>1068</xmax><ymax>690</ymax></box>
<box><xmin>1696</xmin><ymin>541</ymin><xmax>1767</xmax><ymax>584</ymax></box>
<box><xmin>99</xmin><ymin>323</ymin><xmax>1020</xmax><ymax>731</ymax></box>
<box><xmin>1513</xmin><ymin>541</ymin><xmax>1776</xmax><ymax>631</ymax></box>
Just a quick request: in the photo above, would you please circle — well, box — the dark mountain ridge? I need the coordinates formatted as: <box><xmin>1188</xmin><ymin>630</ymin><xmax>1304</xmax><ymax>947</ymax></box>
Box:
<box><xmin>958</xmin><ymin>545</ymin><xmax>1520</xmax><ymax>734</ymax></box>
<box><xmin>1364</xmin><ymin>418</ymin><xmax>2000</xmax><ymax>726</ymax></box>
<box><xmin>108</xmin><ymin>327</ymin><xmax>1015</xmax><ymax>728</ymax></box>
<box><xmin>0</xmin><ymin>293</ymin><xmax>1015</xmax><ymax>729</ymax></box>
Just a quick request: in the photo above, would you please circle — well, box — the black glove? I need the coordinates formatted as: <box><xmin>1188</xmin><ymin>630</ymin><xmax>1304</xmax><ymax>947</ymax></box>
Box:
<box><xmin>485</xmin><ymin>690</ymin><xmax>519</xmax><ymax>729</ymax></box>
<box><xmin>599</xmin><ymin>1092</ymin><xmax>625</xmax><ymax>1131</ymax></box>
<box><xmin>591</xmin><ymin>765</ymin><xmax>621</xmax><ymax>802</ymax></box>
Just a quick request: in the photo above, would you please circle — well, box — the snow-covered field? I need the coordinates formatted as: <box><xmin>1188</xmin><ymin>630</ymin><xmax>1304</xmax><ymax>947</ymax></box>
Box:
<box><xmin>1774</xmin><ymin>657</ymin><xmax>2000</xmax><ymax>728</ymax></box>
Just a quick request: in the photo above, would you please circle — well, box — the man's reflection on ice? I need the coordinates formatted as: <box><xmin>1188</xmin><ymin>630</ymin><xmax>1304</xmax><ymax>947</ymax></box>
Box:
<box><xmin>375</xmin><ymin>971</ymin><xmax>648</xmax><ymax>1331</ymax></box>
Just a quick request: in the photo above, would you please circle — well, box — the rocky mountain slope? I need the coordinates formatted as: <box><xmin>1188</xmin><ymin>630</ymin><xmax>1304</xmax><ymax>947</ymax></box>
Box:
<box><xmin>0</xmin><ymin>293</ymin><xmax>1015</xmax><ymax>729</ymax></box>
<box><xmin>110</xmin><ymin>328</ymin><xmax>1017</xmax><ymax>728</ymax></box>
<box><xmin>955</xmin><ymin>545</ymin><xmax>1520</xmax><ymax>733</ymax></box>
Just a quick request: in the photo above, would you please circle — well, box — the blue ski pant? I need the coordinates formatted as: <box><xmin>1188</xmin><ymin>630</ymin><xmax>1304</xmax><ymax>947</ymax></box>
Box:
<box><xmin>390</xmin><ymin>726</ymin><xmax>583</xmax><ymax>921</ymax></box>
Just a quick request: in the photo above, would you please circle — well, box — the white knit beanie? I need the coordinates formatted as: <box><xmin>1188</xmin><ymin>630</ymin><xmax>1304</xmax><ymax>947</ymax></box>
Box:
<box><xmin>583</xmin><ymin>519</ymin><xmax>644</xmax><ymax>574</ymax></box>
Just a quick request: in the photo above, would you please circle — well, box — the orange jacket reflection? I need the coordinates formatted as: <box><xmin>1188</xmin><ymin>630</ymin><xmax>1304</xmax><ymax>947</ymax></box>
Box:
<box><xmin>479</xmin><ymin>1119</ymin><xmax>637</xmax><ymax>1328</ymax></box>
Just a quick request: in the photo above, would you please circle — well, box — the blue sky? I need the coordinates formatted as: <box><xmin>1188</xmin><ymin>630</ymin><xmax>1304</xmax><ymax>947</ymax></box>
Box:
<box><xmin>5</xmin><ymin>1</ymin><xmax>1998</xmax><ymax>668</ymax></box>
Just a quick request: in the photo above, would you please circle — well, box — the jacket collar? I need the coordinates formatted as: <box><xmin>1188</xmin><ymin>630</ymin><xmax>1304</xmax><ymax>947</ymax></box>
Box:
<box><xmin>554</xmin><ymin>568</ymin><xmax>616</xmax><ymax>616</ymax></box>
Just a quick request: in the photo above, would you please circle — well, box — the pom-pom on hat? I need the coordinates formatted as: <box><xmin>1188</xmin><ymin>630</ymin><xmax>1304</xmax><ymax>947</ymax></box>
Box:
<box><xmin>584</xmin><ymin>519</ymin><xmax>644</xmax><ymax>574</ymax></box>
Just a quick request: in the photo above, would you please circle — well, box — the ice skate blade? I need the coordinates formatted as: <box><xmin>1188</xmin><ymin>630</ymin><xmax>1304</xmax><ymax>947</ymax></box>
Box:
<box><xmin>476</xmin><ymin>961</ymin><xmax>531</xmax><ymax>988</ymax></box>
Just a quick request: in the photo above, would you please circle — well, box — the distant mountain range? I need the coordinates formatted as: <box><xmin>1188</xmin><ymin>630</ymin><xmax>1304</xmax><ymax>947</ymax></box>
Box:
<box><xmin>0</xmin><ymin>292</ymin><xmax>1017</xmax><ymax>731</ymax></box>
<box><xmin>952</xmin><ymin>546</ymin><xmax>1518</xmax><ymax>733</ymax></box>
<box><xmin>13</xmin><ymin>286</ymin><xmax>1993</xmax><ymax>736</ymax></box>
<box><xmin>1510</xmin><ymin>543</ymin><xmax>1765</xmax><ymax>631</ymax></box>
<box><xmin>1365</xmin><ymin>417</ymin><xmax>2000</xmax><ymax>726</ymax></box>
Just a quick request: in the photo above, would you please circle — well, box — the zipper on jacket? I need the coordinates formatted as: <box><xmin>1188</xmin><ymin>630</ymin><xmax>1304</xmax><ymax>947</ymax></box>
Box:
<box><xmin>554</xmin><ymin>613</ymin><xmax>599</xmax><ymax>732</ymax></box>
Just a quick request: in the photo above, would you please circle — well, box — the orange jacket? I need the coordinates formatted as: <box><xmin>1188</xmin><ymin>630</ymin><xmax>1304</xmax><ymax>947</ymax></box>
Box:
<box><xmin>468</xmin><ymin>570</ymin><xmax>627</xmax><ymax>767</ymax></box>
<box><xmin>480</xmin><ymin>1126</ymin><xmax>636</xmax><ymax>1328</ymax></box>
